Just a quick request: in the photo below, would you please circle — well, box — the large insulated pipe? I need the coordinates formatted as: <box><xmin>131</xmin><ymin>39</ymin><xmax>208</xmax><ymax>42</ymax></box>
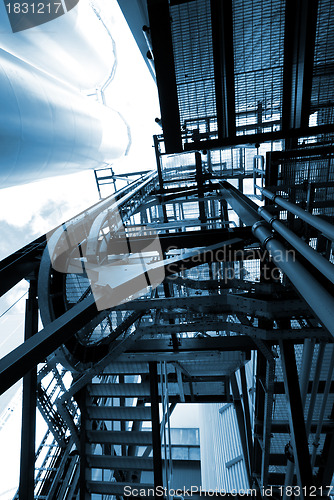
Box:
<box><xmin>0</xmin><ymin>0</ymin><xmax>115</xmax><ymax>89</ymax></box>
<box><xmin>261</xmin><ymin>187</ymin><xmax>334</xmax><ymax>241</ymax></box>
<box><xmin>258</xmin><ymin>207</ymin><xmax>334</xmax><ymax>285</ymax></box>
<box><xmin>0</xmin><ymin>48</ymin><xmax>129</xmax><ymax>188</ymax></box>
<box><xmin>252</xmin><ymin>221</ymin><xmax>334</xmax><ymax>337</ymax></box>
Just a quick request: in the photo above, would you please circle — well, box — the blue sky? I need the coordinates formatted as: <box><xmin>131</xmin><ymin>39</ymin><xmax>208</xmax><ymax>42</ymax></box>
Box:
<box><xmin>0</xmin><ymin>0</ymin><xmax>161</xmax><ymax>496</ymax></box>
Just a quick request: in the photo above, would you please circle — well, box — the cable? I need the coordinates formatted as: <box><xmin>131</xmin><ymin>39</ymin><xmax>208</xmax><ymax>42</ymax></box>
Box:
<box><xmin>0</xmin><ymin>291</ymin><xmax>28</xmax><ymax>319</ymax></box>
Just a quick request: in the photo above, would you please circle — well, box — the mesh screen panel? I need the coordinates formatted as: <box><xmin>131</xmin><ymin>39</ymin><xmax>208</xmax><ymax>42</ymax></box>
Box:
<box><xmin>170</xmin><ymin>0</ymin><xmax>217</xmax><ymax>135</ymax></box>
<box><xmin>311</xmin><ymin>0</ymin><xmax>334</xmax><ymax>125</ymax></box>
<box><xmin>232</xmin><ymin>0</ymin><xmax>285</xmax><ymax>133</ymax></box>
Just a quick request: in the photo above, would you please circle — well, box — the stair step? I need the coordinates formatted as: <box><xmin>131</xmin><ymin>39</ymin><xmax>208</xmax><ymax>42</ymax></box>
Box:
<box><xmin>87</xmin><ymin>430</ymin><xmax>153</xmax><ymax>445</ymax></box>
<box><xmin>86</xmin><ymin>481</ymin><xmax>154</xmax><ymax>495</ymax></box>
<box><xmin>87</xmin><ymin>406</ymin><xmax>152</xmax><ymax>421</ymax></box>
<box><xmin>87</xmin><ymin>455</ymin><xmax>153</xmax><ymax>470</ymax></box>
<box><xmin>88</xmin><ymin>383</ymin><xmax>151</xmax><ymax>397</ymax></box>
<box><xmin>102</xmin><ymin>362</ymin><xmax>149</xmax><ymax>375</ymax></box>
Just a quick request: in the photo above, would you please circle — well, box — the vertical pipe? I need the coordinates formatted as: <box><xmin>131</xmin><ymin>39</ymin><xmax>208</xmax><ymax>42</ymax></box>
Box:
<box><xmin>19</xmin><ymin>278</ymin><xmax>39</xmax><ymax>500</ymax></box>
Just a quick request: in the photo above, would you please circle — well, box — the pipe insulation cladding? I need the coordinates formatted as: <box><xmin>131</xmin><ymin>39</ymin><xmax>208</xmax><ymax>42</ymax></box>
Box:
<box><xmin>0</xmin><ymin>0</ymin><xmax>116</xmax><ymax>89</ymax></box>
<box><xmin>0</xmin><ymin>48</ymin><xmax>129</xmax><ymax>188</ymax></box>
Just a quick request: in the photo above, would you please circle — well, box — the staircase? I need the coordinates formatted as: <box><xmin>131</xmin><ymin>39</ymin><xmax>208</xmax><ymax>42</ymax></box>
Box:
<box><xmin>81</xmin><ymin>362</ymin><xmax>159</xmax><ymax>497</ymax></box>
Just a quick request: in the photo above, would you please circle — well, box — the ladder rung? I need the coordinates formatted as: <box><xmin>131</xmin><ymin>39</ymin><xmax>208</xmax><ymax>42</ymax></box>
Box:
<box><xmin>87</xmin><ymin>430</ymin><xmax>153</xmax><ymax>445</ymax></box>
<box><xmin>86</xmin><ymin>406</ymin><xmax>152</xmax><ymax>421</ymax></box>
<box><xmin>86</xmin><ymin>481</ymin><xmax>154</xmax><ymax>495</ymax></box>
<box><xmin>88</xmin><ymin>383</ymin><xmax>150</xmax><ymax>397</ymax></box>
<box><xmin>102</xmin><ymin>363</ymin><xmax>149</xmax><ymax>375</ymax></box>
<box><xmin>87</xmin><ymin>455</ymin><xmax>153</xmax><ymax>470</ymax></box>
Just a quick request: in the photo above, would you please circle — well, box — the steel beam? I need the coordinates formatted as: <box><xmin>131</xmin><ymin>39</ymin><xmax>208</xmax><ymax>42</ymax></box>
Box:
<box><xmin>279</xmin><ymin>341</ymin><xmax>313</xmax><ymax>492</ymax></box>
<box><xmin>282</xmin><ymin>0</ymin><xmax>319</xmax><ymax>130</ymax></box>
<box><xmin>108</xmin><ymin>294</ymin><xmax>311</xmax><ymax>319</ymax></box>
<box><xmin>124</xmin><ymin>336</ymin><xmax>256</xmax><ymax>353</ymax></box>
<box><xmin>107</xmin><ymin>227</ymin><xmax>253</xmax><ymax>254</ymax></box>
<box><xmin>210</xmin><ymin>0</ymin><xmax>236</xmax><ymax>139</ymax></box>
<box><xmin>0</xmin><ymin>235</ymin><xmax>46</xmax><ymax>297</ymax></box>
<box><xmin>274</xmin><ymin>380</ymin><xmax>334</xmax><ymax>394</ymax></box>
<box><xmin>19</xmin><ymin>279</ymin><xmax>39</xmax><ymax>500</ymax></box>
<box><xmin>147</xmin><ymin>0</ymin><xmax>182</xmax><ymax>153</ymax></box>
<box><xmin>0</xmin><ymin>294</ymin><xmax>98</xmax><ymax>395</ymax></box>
<box><xmin>183</xmin><ymin>123</ymin><xmax>334</xmax><ymax>151</ymax></box>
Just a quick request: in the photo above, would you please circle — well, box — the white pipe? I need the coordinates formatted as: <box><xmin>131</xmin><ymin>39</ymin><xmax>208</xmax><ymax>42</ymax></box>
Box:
<box><xmin>0</xmin><ymin>48</ymin><xmax>129</xmax><ymax>188</ymax></box>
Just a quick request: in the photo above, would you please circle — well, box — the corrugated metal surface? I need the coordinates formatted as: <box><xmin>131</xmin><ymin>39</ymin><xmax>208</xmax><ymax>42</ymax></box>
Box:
<box><xmin>199</xmin><ymin>403</ymin><xmax>248</xmax><ymax>491</ymax></box>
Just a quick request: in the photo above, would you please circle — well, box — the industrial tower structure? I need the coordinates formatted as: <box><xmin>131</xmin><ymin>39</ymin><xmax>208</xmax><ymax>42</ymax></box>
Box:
<box><xmin>1</xmin><ymin>0</ymin><xmax>334</xmax><ymax>498</ymax></box>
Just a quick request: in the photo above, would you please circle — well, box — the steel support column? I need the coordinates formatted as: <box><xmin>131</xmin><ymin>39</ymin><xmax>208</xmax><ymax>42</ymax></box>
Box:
<box><xmin>317</xmin><ymin>401</ymin><xmax>334</xmax><ymax>487</ymax></box>
<box><xmin>195</xmin><ymin>152</ymin><xmax>207</xmax><ymax>224</ymax></box>
<box><xmin>282</xmin><ymin>0</ymin><xmax>318</xmax><ymax>130</ymax></box>
<box><xmin>147</xmin><ymin>0</ymin><xmax>182</xmax><ymax>153</ymax></box>
<box><xmin>19</xmin><ymin>278</ymin><xmax>39</xmax><ymax>500</ymax></box>
<box><xmin>149</xmin><ymin>362</ymin><xmax>163</xmax><ymax>494</ymax></box>
<box><xmin>210</xmin><ymin>0</ymin><xmax>236</xmax><ymax>139</ymax></box>
<box><xmin>240</xmin><ymin>365</ymin><xmax>254</xmax><ymax>474</ymax></box>
<box><xmin>279</xmin><ymin>341</ymin><xmax>313</xmax><ymax>493</ymax></box>
<box><xmin>78</xmin><ymin>387</ymin><xmax>90</xmax><ymax>500</ymax></box>
<box><xmin>231</xmin><ymin>373</ymin><xmax>252</xmax><ymax>487</ymax></box>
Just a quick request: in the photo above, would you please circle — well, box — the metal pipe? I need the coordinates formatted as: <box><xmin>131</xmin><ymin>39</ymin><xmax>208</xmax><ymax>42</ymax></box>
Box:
<box><xmin>261</xmin><ymin>188</ymin><xmax>334</xmax><ymax>241</ymax></box>
<box><xmin>219</xmin><ymin>181</ymin><xmax>334</xmax><ymax>337</ymax></box>
<box><xmin>252</xmin><ymin>221</ymin><xmax>334</xmax><ymax>337</ymax></box>
<box><xmin>258</xmin><ymin>207</ymin><xmax>334</xmax><ymax>285</ymax></box>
